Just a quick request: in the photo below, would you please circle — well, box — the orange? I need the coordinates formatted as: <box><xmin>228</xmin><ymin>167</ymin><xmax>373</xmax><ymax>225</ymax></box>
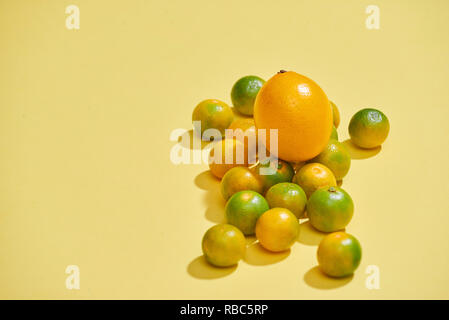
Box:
<box><xmin>227</xmin><ymin>118</ymin><xmax>258</xmax><ymax>164</ymax></box>
<box><xmin>192</xmin><ymin>99</ymin><xmax>234</xmax><ymax>137</ymax></box>
<box><xmin>330</xmin><ymin>101</ymin><xmax>341</xmax><ymax>128</ymax></box>
<box><xmin>202</xmin><ymin>224</ymin><xmax>246</xmax><ymax>267</ymax></box>
<box><xmin>208</xmin><ymin>138</ymin><xmax>248</xmax><ymax>179</ymax></box>
<box><xmin>255</xmin><ymin>208</ymin><xmax>300</xmax><ymax>252</ymax></box>
<box><xmin>254</xmin><ymin>71</ymin><xmax>332</xmax><ymax>162</ymax></box>
<box><xmin>220</xmin><ymin>167</ymin><xmax>263</xmax><ymax>201</ymax></box>
<box><xmin>293</xmin><ymin>163</ymin><xmax>337</xmax><ymax>198</ymax></box>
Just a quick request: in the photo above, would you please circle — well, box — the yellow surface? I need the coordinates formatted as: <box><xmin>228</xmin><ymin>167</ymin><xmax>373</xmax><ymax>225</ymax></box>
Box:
<box><xmin>1</xmin><ymin>0</ymin><xmax>448</xmax><ymax>299</ymax></box>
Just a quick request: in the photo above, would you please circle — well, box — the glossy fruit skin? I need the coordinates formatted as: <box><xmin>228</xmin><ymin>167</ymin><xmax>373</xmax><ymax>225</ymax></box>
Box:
<box><xmin>221</xmin><ymin>167</ymin><xmax>263</xmax><ymax>201</ymax></box>
<box><xmin>202</xmin><ymin>224</ymin><xmax>246</xmax><ymax>267</ymax></box>
<box><xmin>227</xmin><ymin>118</ymin><xmax>258</xmax><ymax>163</ymax></box>
<box><xmin>310</xmin><ymin>140</ymin><xmax>351</xmax><ymax>180</ymax></box>
<box><xmin>317</xmin><ymin>232</ymin><xmax>362</xmax><ymax>277</ymax></box>
<box><xmin>330</xmin><ymin>101</ymin><xmax>340</xmax><ymax>128</ymax></box>
<box><xmin>294</xmin><ymin>163</ymin><xmax>337</xmax><ymax>198</ymax></box>
<box><xmin>192</xmin><ymin>99</ymin><xmax>234</xmax><ymax>137</ymax></box>
<box><xmin>254</xmin><ymin>71</ymin><xmax>332</xmax><ymax>162</ymax></box>
<box><xmin>307</xmin><ymin>186</ymin><xmax>354</xmax><ymax>232</ymax></box>
<box><xmin>255</xmin><ymin>208</ymin><xmax>300</xmax><ymax>252</ymax></box>
<box><xmin>225</xmin><ymin>190</ymin><xmax>269</xmax><ymax>235</ymax></box>
<box><xmin>348</xmin><ymin>108</ymin><xmax>390</xmax><ymax>148</ymax></box>
<box><xmin>253</xmin><ymin>159</ymin><xmax>295</xmax><ymax>194</ymax></box>
<box><xmin>209</xmin><ymin>138</ymin><xmax>248</xmax><ymax>179</ymax></box>
<box><xmin>231</xmin><ymin>76</ymin><xmax>265</xmax><ymax>116</ymax></box>
<box><xmin>266</xmin><ymin>182</ymin><xmax>307</xmax><ymax>219</ymax></box>
<box><xmin>330</xmin><ymin>126</ymin><xmax>338</xmax><ymax>141</ymax></box>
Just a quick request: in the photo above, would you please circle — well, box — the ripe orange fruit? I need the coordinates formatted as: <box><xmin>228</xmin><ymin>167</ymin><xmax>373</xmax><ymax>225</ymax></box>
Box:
<box><xmin>209</xmin><ymin>138</ymin><xmax>248</xmax><ymax>179</ymax></box>
<box><xmin>254</xmin><ymin>71</ymin><xmax>332</xmax><ymax>162</ymax></box>
<box><xmin>255</xmin><ymin>208</ymin><xmax>300</xmax><ymax>252</ymax></box>
<box><xmin>294</xmin><ymin>163</ymin><xmax>337</xmax><ymax>198</ymax></box>
<box><xmin>202</xmin><ymin>224</ymin><xmax>246</xmax><ymax>267</ymax></box>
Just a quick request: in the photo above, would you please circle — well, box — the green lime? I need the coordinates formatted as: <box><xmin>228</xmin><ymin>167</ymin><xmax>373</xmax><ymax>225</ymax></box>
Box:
<box><xmin>231</xmin><ymin>76</ymin><xmax>265</xmax><ymax>116</ymax></box>
<box><xmin>307</xmin><ymin>186</ymin><xmax>354</xmax><ymax>232</ymax></box>
<box><xmin>202</xmin><ymin>224</ymin><xmax>246</xmax><ymax>267</ymax></box>
<box><xmin>265</xmin><ymin>182</ymin><xmax>307</xmax><ymax>219</ymax></box>
<box><xmin>317</xmin><ymin>232</ymin><xmax>362</xmax><ymax>277</ymax></box>
<box><xmin>348</xmin><ymin>108</ymin><xmax>390</xmax><ymax>148</ymax></box>
<box><xmin>225</xmin><ymin>190</ymin><xmax>269</xmax><ymax>235</ymax></box>
<box><xmin>310</xmin><ymin>140</ymin><xmax>351</xmax><ymax>180</ymax></box>
<box><xmin>253</xmin><ymin>159</ymin><xmax>294</xmax><ymax>194</ymax></box>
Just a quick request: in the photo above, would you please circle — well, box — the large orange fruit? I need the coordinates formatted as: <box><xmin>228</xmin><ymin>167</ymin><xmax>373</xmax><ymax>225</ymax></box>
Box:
<box><xmin>254</xmin><ymin>71</ymin><xmax>332</xmax><ymax>162</ymax></box>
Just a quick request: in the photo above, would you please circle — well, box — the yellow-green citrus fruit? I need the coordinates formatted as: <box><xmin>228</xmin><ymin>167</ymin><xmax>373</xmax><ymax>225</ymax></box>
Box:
<box><xmin>307</xmin><ymin>186</ymin><xmax>354</xmax><ymax>232</ymax></box>
<box><xmin>253</xmin><ymin>159</ymin><xmax>295</xmax><ymax>194</ymax></box>
<box><xmin>209</xmin><ymin>138</ymin><xmax>248</xmax><ymax>179</ymax></box>
<box><xmin>310</xmin><ymin>140</ymin><xmax>351</xmax><ymax>180</ymax></box>
<box><xmin>330</xmin><ymin>126</ymin><xmax>338</xmax><ymax>141</ymax></box>
<box><xmin>221</xmin><ymin>167</ymin><xmax>263</xmax><ymax>201</ymax></box>
<box><xmin>266</xmin><ymin>182</ymin><xmax>307</xmax><ymax>219</ymax></box>
<box><xmin>348</xmin><ymin>108</ymin><xmax>390</xmax><ymax>148</ymax></box>
<box><xmin>317</xmin><ymin>232</ymin><xmax>362</xmax><ymax>277</ymax></box>
<box><xmin>294</xmin><ymin>163</ymin><xmax>337</xmax><ymax>198</ymax></box>
<box><xmin>228</xmin><ymin>118</ymin><xmax>258</xmax><ymax>163</ymax></box>
<box><xmin>231</xmin><ymin>76</ymin><xmax>265</xmax><ymax>116</ymax></box>
<box><xmin>202</xmin><ymin>224</ymin><xmax>246</xmax><ymax>267</ymax></box>
<box><xmin>225</xmin><ymin>190</ymin><xmax>269</xmax><ymax>235</ymax></box>
<box><xmin>330</xmin><ymin>101</ymin><xmax>340</xmax><ymax>128</ymax></box>
<box><xmin>192</xmin><ymin>99</ymin><xmax>234</xmax><ymax>137</ymax></box>
<box><xmin>255</xmin><ymin>208</ymin><xmax>300</xmax><ymax>252</ymax></box>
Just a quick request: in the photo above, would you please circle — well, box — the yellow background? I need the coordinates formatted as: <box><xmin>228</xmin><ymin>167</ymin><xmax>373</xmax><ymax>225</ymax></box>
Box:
<box><xmin>1</xmin><ymin>0</ymin><xmax>448</xmax><ymax>299</ymax></box>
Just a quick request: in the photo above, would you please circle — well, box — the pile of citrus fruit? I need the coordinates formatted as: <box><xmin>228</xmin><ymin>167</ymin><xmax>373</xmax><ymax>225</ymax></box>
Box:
<box><xmin>193</xmin><ymin>71</ymin><xmax>390</xmax><ymax>278</ymax></box>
